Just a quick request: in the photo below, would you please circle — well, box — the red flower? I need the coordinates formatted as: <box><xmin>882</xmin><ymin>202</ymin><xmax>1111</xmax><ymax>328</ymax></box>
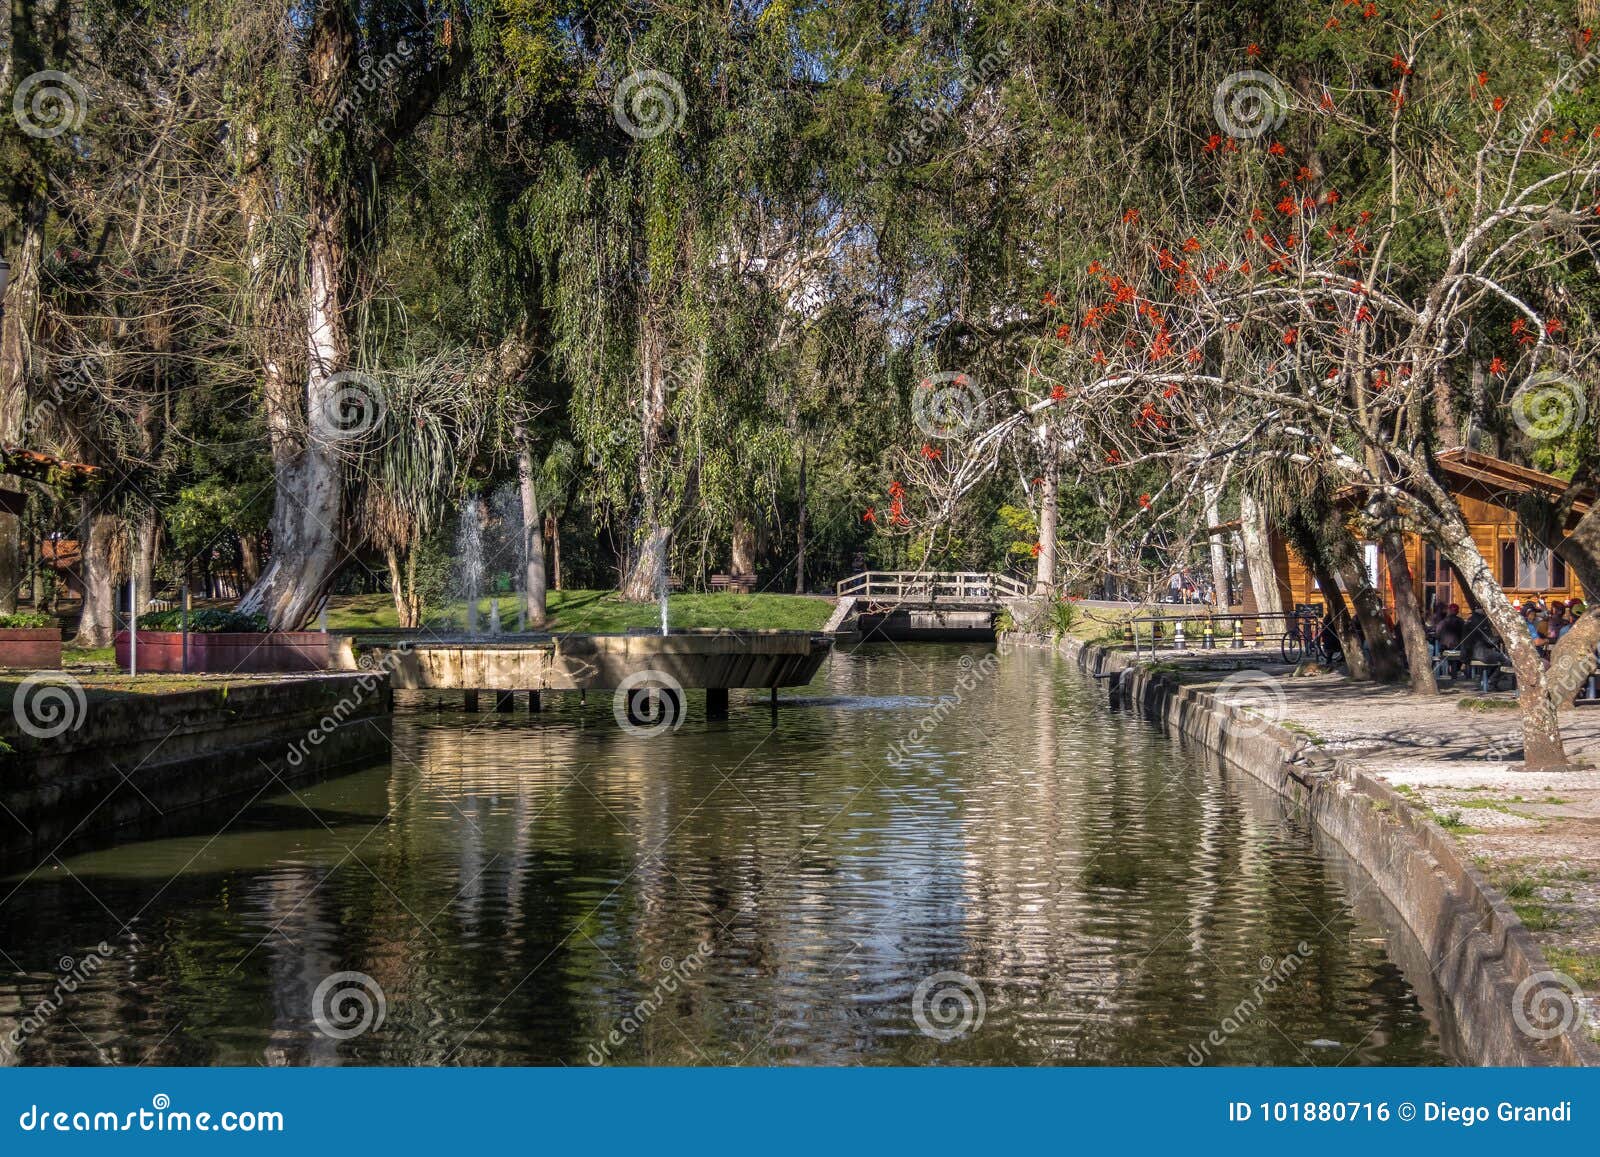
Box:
<box><xmin>1283</xmin><ymin>328</ymin><xmax>1298</xmax><ymax>345</ymax></box>
<box><xmin>1182</xmin><ymin>236</ymin><xmax>1201</xmax><ymax>253</ymax></box>
<box><xmin>1087</xmin><ymin>260</ymin><xmax>1103</xmax><ymax>274</ymax></box>
<box><xmin>1276</xmin><ymin>196</ymin><xmax>1297</xmax><ymax>215</ymax></box>
<box><xmin>862</xmin><ymin>507</ymin><xmax>876</xmax><ymax>523</ymax></box>
<box><xmin>1246</xmin><ymin>43</ymin><xmax>1261</xmax><ymax>57</ymax></box>
<box><xmin>919</xmin><ymin>442</ymin><xmax>942</xmax><ymax>460</ymax></box>
<box><xmin>1138</xmin><ymin>493</ymin><xmax>1152</xmax><ymax>509</ymax></box>
<box><xmin>1049</xmin><ymin>384</ymin><xmax>1068</xmax><ymax>402</ymax></box>
<box><xmin>1477</xmin><ymin>71</ymin><xmax>1489</xmax><ymax>87</ymax></box>
<box><xmin>1268</xmin><ymin>141</ymin><xmax>1286</xmax><ymax>156</ymax></box>
<box><xmin>1122</xmin><ymin>209</ymin><xmax>1140</xmax><ymax>224</ymax></box>
<box><xmin>1390</xmin><ymin>54</ymin><xmax>1412</xmax><ymax>74</ymax></box>
<box><xmin>1030</xmin><ymin>542</ymin><xmax>1042</xmax><ymax>558</ymax></box>
<box><xmin>1492</xmin><ymin>96</ymin><xmax>1506</xmax><ymax>112</ymax></box>
<box><xmin>1042</xmin><ymin>290</ymin><xmax>1057</xmax><ymax>307</ymax></box>
<box><xmin>1203</xmin><ymin>133</ymin><xmax>1222</xmax><ymax>153</ymax></box>
<box><xmin>1389</xmin><ymin>87</ymin><xmax>1405</xmax><ymax>110</ymax></box>
<box><xmin>1489</xmin><ymin>356</ymin><xmax>1507</xmax><ymax>375</ymax></box>
<box><xmin>1546</xmin><ymin>318</ymin><xmax>1564</xmax><ymax>336</ymax></box>
<box><xmin>1055</xmin><ymin>323</ymin><xmax>1072</xmax><ymax>340</ymax></box>
<box><xmin>1105</xmin><ymin>449</ymin><xmax>1121</xmax><ymax>464</ymax></box>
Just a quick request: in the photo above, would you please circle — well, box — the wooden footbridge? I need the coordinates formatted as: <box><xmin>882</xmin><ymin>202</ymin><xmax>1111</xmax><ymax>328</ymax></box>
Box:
<box><xmin>827</xmin><ymin>571</ymin><xmax>1033</xmax><ymax>640</ymax></box>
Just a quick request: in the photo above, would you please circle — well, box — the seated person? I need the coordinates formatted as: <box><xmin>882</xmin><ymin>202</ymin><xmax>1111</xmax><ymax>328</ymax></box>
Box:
<box><xmin>1437</xmin><ymin>604</ymin><xmax>1465</xmax><ymax>650</ymax></box>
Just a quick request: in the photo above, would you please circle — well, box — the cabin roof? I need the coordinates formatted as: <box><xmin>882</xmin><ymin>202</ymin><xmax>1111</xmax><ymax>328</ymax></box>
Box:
<box><xmin>0</xmin><ymin>445</ymin><xmax>101</xmax><ymax>492</ymax></box>
<box><xmin>1435</xmin><ymin>448</ymin><xmax>1582</xmax><ymax>499</ymax></box>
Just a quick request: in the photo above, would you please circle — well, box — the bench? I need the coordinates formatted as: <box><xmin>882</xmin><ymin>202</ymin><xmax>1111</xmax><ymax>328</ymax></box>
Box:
<box><xmin>710</xmin><ymin>572</ymin><xmax>757</xmax><ymax>594</ymax></box>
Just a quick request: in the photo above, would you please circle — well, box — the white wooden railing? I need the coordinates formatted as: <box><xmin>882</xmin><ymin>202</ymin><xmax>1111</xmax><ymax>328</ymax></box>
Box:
<box><xmin>834</xmin><ymin>571</ymin><xmax>1030</xmax><ymax>603</ymax></box>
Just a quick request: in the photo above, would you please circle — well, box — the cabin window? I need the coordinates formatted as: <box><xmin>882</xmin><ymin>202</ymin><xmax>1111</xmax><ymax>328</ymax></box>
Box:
<box><xmin>1501</xmin><ymin>540</ymin><xmax>1566</xmax><ymax>590</ymax></box>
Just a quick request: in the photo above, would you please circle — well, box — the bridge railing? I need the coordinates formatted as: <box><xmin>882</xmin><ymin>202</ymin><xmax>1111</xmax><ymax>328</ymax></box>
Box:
<box><xmin>835</xmin><ymin>571</ymin><xmax>1030</xmax><ymax>602</ymax></box>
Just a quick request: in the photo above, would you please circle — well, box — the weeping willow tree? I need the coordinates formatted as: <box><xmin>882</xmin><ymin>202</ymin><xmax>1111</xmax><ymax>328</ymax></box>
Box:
<box><xmin>511</xmin><ymin>1</ymin><xmax>929</xmax><ymax>600</ymax></box>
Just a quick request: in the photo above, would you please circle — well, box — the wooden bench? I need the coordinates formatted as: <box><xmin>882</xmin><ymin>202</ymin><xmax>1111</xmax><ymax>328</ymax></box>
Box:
<box><xmin>709</xmin><ymin>572</ymin><xmax>757</xmax><ymax>594</ymax></box>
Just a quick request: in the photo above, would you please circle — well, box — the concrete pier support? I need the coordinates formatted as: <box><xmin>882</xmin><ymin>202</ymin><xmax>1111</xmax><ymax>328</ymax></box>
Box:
<box><xmin>527</xmin><ymin>690</ymin><xmax>541</xmax><ymax>712</ymax></box>
<box><xmin>495</xmin><ymin>690</ymin><xmax>516</xmax><ymax>712</ymax></box>
<box><xmin>624</xmin><ymin>686</ymin><xmax>683</xmax><ymax>728</ymax></box>
<box><xmin>464</xmin><ymin>690</ymin><xmax>480</xmax><ymax>712</ymax></box>
<box><xmin>706</xmin><ymin>688</ymin><xmax>729</xmax><ymax>719</ymax></box>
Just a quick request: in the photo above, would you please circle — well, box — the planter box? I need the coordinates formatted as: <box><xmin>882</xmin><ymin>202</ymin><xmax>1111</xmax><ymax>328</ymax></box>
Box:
<box><xmin>115</xmin><ymin>631</ymin><xmax>332</xmax><ymax>674</ymax></box>
<box><xmin>0</xmin><ymin>628</ymin><xmax>63</xmax><ymax>669</ymax></box>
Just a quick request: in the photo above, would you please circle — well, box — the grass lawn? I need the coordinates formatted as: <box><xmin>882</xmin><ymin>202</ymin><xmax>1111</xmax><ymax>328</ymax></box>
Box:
<box><xmin>324</xmin><ymin>590</ymin><xmax>835</xmax><ymax>633</ymax></box>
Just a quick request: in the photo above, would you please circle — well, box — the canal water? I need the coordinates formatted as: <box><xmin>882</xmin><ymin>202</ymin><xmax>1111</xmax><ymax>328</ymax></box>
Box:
<box><xmin>0</xmin><ymin>644</ymin><xmax>1451</xmax><ymax>1065</ymax></box>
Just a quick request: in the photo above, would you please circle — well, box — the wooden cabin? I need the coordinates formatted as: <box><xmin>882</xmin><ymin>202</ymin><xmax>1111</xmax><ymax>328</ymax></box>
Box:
<box><xmin>1268</xmin><ymin>448</ymin><xmax>1589</xmax><ymax>614</ymax></box>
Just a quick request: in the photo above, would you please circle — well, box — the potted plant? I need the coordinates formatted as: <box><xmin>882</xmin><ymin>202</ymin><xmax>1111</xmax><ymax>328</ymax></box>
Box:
<box><xmin>0</xmin><ymin>611</ymin><xmax>63</xmax><ymax>669</ymax></box>
<box><xmin>115</xmin><ymin>609</ymin><xmax>333</xmax><ymax>673</ymax></box>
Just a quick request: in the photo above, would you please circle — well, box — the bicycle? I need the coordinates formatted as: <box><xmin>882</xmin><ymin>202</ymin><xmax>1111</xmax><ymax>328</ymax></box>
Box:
<box><xmin>1279</xmin><ymin>608</ymin><xmax>1332</xmax><ymax>665</ymax></box>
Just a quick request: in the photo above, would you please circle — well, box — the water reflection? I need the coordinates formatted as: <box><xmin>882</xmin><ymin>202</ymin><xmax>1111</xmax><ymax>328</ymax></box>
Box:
<box><xmin>0</xmin><ymin>644</ymin><xmax>1449</xmax><ymax>1065</ymax></box>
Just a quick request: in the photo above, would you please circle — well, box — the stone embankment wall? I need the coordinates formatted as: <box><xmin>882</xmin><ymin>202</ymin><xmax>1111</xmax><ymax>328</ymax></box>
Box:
<box><xmin>1050</xmin><ymin>633</ymin><xmax>1599</xmax><ymax>1068</ymax></box>
<box><xmin>1</xmin><ymin>674</ymin><xmax>392</xmax><ymax>860</ymax></box>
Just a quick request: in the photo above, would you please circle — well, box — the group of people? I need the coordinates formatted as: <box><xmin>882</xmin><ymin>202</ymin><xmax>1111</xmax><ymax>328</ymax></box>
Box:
<box><xmin>1426</xmin><ymin>597</ymin><xmax>1591</xmax><ymax>685</ymax></box>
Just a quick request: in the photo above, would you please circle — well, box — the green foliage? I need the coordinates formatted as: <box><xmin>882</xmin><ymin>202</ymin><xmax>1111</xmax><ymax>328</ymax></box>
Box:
<box><xmin>136</xmin><ymin>609</ymin><xmax>268</xmax><ymax>633</ymax></box>
<box><xmin>1047</xmin><ymin>600</ymin><xmax>1079</xmax><ymax>639</ymax></box>
<box><xmin>0</xmin><ymin>612</ymin><xmax>57</xmax><ymax>630</ymax></box>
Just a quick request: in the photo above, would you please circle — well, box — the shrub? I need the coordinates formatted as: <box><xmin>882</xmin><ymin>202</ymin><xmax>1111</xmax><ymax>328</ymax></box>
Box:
<box><xmin>0</xmin><ymin>611</ymin><xmax>57</xmax><ymax>630</ymax></box>
<box><xmin>1047</xmin><ymin>599</ymin><xmax>1079</xmax><ymax>638</ymax></box>
<box><xmin>136</xmin><ymin>609</ymin><xmax>268</xmax><ymax>633</ymax></box>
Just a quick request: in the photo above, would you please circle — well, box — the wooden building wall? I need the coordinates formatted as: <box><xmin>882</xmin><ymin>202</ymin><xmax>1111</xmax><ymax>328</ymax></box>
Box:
<box><xmin>1275</xmin><ymin>477</ymin><xmax>1586</xmax><ymax>615</ymax></box>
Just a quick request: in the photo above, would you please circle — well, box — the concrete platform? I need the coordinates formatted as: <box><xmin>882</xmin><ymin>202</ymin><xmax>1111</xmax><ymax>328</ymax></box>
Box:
<box><xmin>332</xmin><ymin>628</ymin><xmax>832</xmax><ymax>692</ymax></box>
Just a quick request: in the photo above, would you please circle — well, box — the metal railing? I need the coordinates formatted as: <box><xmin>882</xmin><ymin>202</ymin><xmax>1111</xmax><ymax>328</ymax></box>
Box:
<box><xmin>834</xmin><ymin>571</ymin><xmax>1031</xmax><ymax>602</ymax></box>
<box><xmin>1120</xmin><ymin>609</ymin><xmax>1315</xmax><ymax>659</ymax></box>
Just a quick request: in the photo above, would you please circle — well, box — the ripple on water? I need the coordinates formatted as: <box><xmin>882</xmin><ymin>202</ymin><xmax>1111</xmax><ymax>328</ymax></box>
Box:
<box><xmin>0</xmin><ymin>644</ymin><xmax>1450</xmax><ymax>1066</ymax></box>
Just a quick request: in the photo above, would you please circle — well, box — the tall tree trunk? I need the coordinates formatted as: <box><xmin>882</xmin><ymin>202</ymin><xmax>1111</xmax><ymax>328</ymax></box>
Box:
<box><xmin>239</xmin><ymin>532</ymin><xmax>261</xmax><ymax>584</ymax></box>
<box><xmin>731</xmin><ymin>513</ymin><xmax>758</xmax><ymax>576</ymax></box>
<box><xmin>385</xmin><ymin>545</ymin><xmax>413</xmax><ymax>628</ymax></box>
<box><xmin>237</xmin><ymin>188</ymin><xmax>348</xmax><ymax>629</ymax></box>
<box><xmin>73</xmin><ymin>505</ymin><xmax>117</xmax><ymax>647</ymax></box>
<box><xmin>619</xmin><ymin>310</ymin><xmax>671</xmax><ymax>602</ymax></box>
<box><xmin>546</xmin><ymin>511</ymin><xmax>562</xmax><ymax>591</ymax></box>
<box><xmin>1034</xmin><ymin>460</ymin><xmax>1059</xmax><ymax>594</ymax></box>
<box><xmin>1203</xmin><ymin>481</ymin><xmax>1230</xmax><ymax>607</ymax></box>
<box><xmin>1238</xmin><ymin>491</ymin><xmax>1283</xmax><ymax>617</ymax></box>
<box><xmin>0</xmin><ymin>212</ymin><xmax>44</xmax><ymax>614</ymax></box>
<box><xmin>794</xmin><ymin>441</ymin><xmax>807</xmax><ymax>594</ymax></box>
<box><xmin>1312</xmin><ymin>558</ymin><xmax>1370</xmax><ymax>680</ymax></box>
<box><xmin>1335</xmin><ymin>552</ymin><xmax>1405</xmax><ymax>683</ymax></box>
<box><xmin>517</xmin><ymin>439</ymin><xmax>547</xmax><ymax>628</ymax></box>
<box><xmin>133</xmin><ymin>505</ymin><xmax>159</xmax><ymax>613</ymax></box>
<box><xmin>1381</xmin><ymin>529</ymin><xmax>1437</xmax><ymax>694</ymax></box>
